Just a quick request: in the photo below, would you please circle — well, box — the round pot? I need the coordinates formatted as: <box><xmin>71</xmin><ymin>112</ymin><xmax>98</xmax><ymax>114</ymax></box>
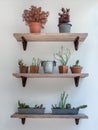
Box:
<box><xmin>29</xmin><ymin>22</ymin><xmax>42</xmax><ymax>33</ymax></box>
<box><xmin>58</xmin><ymin>23</ymin><xmax>72</xmax><ymax>33</ymax></box>
<box><xmin>30</xmin><ymin>66</ymin><xmax>39</xmax><ymax>73</ymax></box>
<box><xmin>41</xmin><ymin>61</ymin><xmax>56</xmax><ymax>73</ymax></box>
<box><xmin>19</xmin><ymin>66</ymin><xmax>28</xmax><ymax>73</ymax></box>
<box><xmin>70</xmin><ymin>66</ymin><xmax>83</xmax><ymax>73</ymax></box>
<box><xmin>59</xmin><ymin>66</ymin><xmax>68</xmax><ymax>73</ymax></box>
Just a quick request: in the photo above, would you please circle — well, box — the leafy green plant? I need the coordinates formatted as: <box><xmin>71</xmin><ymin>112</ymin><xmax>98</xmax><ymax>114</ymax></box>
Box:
<box><xmin>18</xmin><ymin>100</ymin><xmax>29</xmax><ymax>108</ymax></box>
<box><xmin>52</xmin><ymin>91</ymin><xmax>68</xmax><ymax>108</ymax></box>
<box><xmin>54</xmin><ymin>46</ymin><xmax>71</xmax><ymax>65</ymax></box>
<box><xmin>31</xmin><ymin>57</ymin><xmax>40</xmax><ymax>66</ymax></box>
<box><xmin>75</xmin><ymin>105</ymin><xmax>87</xmax><ymax>110</ymax></box>
<box><xmin>33</xmin><ymin>104</ymin><xmax>44</xmax><ymax>109</ymax></box>
<box><xmin>18</xmin><ymin>59</ymin><xmax>27</xmax><ymax>67</ymax></box>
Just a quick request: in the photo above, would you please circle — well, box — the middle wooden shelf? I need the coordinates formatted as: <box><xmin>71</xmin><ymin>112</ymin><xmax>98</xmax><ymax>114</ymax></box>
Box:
<box><xmin>13</xmin><ymin>73</ymin><xmax>89</xmax><ymax>87</ymax></box>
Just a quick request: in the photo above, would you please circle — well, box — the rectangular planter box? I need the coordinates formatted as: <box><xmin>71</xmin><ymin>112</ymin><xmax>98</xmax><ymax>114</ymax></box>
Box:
<box><xmin>18</xmin><ymin>108</ymin><xmax>45</xmax><ymax>114</ymax></box>
<box><xmin>52</xmin><ymin>108</ymin><xmax>79</xmax><ymax>115</ymax></box>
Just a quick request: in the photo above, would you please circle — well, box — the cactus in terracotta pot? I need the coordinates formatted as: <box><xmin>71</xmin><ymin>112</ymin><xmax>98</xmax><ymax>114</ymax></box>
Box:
<box><xmin>70</xmin><ymin>60</ymin><xmax>83</xmax><ymax>73</ymax></box>
<box><xmin>54</xmin><ymin>46</ymin><xmax>71</xmax><ymax>73</ymax></box>
<box><xmin>18</xmin><ymin>59</ymin><xmax>28</xmax><ymax>73</ymax></box>
<box><xmin>30</xmin><ymin>57</ymin><xmax>40</xmax><ymax>73</ymax></box>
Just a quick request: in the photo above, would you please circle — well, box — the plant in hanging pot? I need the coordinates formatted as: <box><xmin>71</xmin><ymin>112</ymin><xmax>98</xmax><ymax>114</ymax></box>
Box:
<box><xmin>30</xmin><ymin>57</ymin><xmax>40</xmax><ymax>73</ymax></box>
<box><xmin>51</xmin><ymin>91</ymin><xmax>87</xmax><ymax>115</ymax></box>
<box><xmin>70</xmin><ymin>60</ymin><xmax>83</xmax><ymax>73</ymax></box>
<box><xmin>54</xmin><ymin>46</ymin><xmax>71</xmax><ymax>73</ymax></box>
<box><xmin>18</xmin><ymin>59</ymin><xmax>28</xmax><ymax>73</ymax></box>
<box><xmin>41</xmin><ymin>60</ymin><xmax>56</xmax><ymax>73</ymax></box>
<box><xmin>58</xmin><ymin>8</ymin><xmax>72</xmax><ymax>33</ymax></box>
<box><xmin>22</xmin><ymin>5</ymin><xmax>49</xmax><ymax>33</ymax></box>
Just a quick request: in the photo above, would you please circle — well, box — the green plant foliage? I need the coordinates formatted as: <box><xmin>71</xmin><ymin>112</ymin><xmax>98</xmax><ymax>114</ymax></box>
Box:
<box><xmin>18</xmin><ymin>100</ymin><xmax>29</xmax><ymax>108</ymax></box>
<box><xmin>32</xmin><ymin>57</ymin><xmax>40</xmax><ymax>66</ymax></box>
<box><xmin>54</xmin><ymin>46</ymin><xmax>71</xmax><ymax>65</ymax></box>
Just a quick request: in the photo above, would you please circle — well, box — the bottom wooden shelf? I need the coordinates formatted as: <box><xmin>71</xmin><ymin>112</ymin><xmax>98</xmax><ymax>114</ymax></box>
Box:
<box><xmin>11</xmin><ymin>113</ymin><xmax>88</xmax><ymax>125</ymax></box>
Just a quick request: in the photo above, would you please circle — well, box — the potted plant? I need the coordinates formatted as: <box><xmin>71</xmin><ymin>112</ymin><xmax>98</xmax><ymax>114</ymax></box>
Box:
<box><xmin>18</xmin><ymin>59</ymin><xmax>28</xmax><ymax>73</ymax></box>
<box><xmin>41</xmin><ymin>60</ymin><xmax>56</xmax><ymax>73</ymax></box>
<box><xmin>18</xmin><ymin>100</ymin><xmax>45</xmax><ymax>114</ymax></box>
<box><xmin>70</xmin><ymin>60</ymin><xmax>83</xmax><ymax>73</ymax></box>
<box><xmin>58</xmin><ymin>8</ymin><xmax>72</xmax><ymax>33</ymax></box>
<box><xmin>54</xmin><ymin>46</ymin><xmax>71</xmax><ymax>73</ymax></box>
<box><xmin>30</xmin><ymin>57</ymin><xmax>40</xmax><ymax>73</ymax></box>
<box><xmin>51</xmin><ymin>91</ymin><xmax>87</xmax><ymax>115</ymax></box>
<box><xmin>22</xmin><ymin>5</ymin><xmax>49</xmax><ymax>33</ymax></box>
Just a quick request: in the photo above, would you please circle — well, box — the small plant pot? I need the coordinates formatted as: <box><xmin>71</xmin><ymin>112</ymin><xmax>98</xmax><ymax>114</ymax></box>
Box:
<box><xmin>41</xmin><ymin>61</ymin><xmax>56</xmax><ymax>73</ymax></box>
<box><xmin>18</xmin><ymin>108</ymin><xmax>45</xmax><ymax>114</ymax></box>
<box><xmin>52</xmin><ymin>108</ymin><xmax>79</xmax><ymax>115</ymax></box>
<box><xmin>30</xmin><ymin>66</ymin><xmax>39</xmax><ymax>73</ymax></box>
<box><xmin>59</xmin><ymin>66</ymin><xmax>68</xmax><ymax>73</ymax></box>
<box><xmin>58</xmin><ymin>23</ymin><xmax>72</xmax><ymax>33</ymax></box>
<box><xmin>19</xmin><ymin>66</ymin><xmax>28</xmax><ymax>73</ymax></box>
<box><xmin>70</xmin><ymin>66</ymin><xmax>83</xmax><ymax>73</ymax></box>
<box><xmin>29</xmin><ymin>22</ymin><xmax>42</xmax><ymax>33</ymax></box>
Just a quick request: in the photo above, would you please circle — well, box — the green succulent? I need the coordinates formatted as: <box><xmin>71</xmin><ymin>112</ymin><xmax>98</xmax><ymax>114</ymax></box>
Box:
<box><xmin>32</xmin><ymin>57</ymin><xmax>40</xmax><ymax>66</ymax></box>
<box><xmin>54</xmin><ymin>46</ymin><xmax>71</xmax><ymax>65</ymax></box>
<box><xmin>18</xmin><ymin>100</ymin><xmax>29</xmax><ymax>108</ymax></box>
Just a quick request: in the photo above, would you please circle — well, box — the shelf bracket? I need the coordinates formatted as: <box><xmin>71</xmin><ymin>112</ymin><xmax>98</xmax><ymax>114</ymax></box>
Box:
<box><xmin>75</xmin><ymin>118</ymin><xmax>80</xmax><ymax>125</ymax></box>
<box><xmin>21</xmin><ymin>118</ymin><xmax>26</xmax><ymax>125</ymax></box>
<box><xmin>74</xmin><ymin>36</ymin><xmax>80</xmax><ymax>50</ymax></box>
<box><xmin>74</xmin><ymin>76</ymin><xmax>80</xmax><ymax>87</ymax></box>
<box><xmin>21</xmin><ymin>77</ymin><xmax>27</xmax><ymax>87</ymax></box>
<box><xmin>21</xmin><ymin>36</ymin><xmax>27</xmax><ymax>51</ymax></box>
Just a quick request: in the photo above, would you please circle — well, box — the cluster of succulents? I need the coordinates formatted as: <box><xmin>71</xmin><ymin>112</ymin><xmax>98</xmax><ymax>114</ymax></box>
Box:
<box><xmin>52</xmin><ymin>91</ymin><xmax>87</xmax><ymax>110</ymax></box>
<box><xmin>58</xmin><ymin>8</ymin><xmax>70</xmax><ymax>25</ymax></box>
<box><xmin>18</xmin><ymin>100</ymin><xmax>44</xmax><ymax>109</ymax></box>
<box><xmin>22</xmin><ymin>5</ymin><xmax>49</xmax><ymax>28</ymax></box>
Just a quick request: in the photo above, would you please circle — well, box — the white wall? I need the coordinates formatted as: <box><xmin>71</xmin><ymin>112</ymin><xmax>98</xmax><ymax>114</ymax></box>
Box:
<box><xmin>0</xmin><ymin>0</ymin><xmax>98</xmax><ymax>130</ymax></box>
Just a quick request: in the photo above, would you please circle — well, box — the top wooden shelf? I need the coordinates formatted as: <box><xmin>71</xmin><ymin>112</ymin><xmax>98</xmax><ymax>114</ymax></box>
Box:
<box><xmin>13</xmin><ymin>33</ymin><xmax>88</xmax><ymax>51</ymax></box>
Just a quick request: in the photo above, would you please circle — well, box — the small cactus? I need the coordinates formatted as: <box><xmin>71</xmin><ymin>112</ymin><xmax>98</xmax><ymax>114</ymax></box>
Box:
<box><xmin>74</xmin><ymin>60</ymin><xmax>79</xmax><ymax>66</ymax></box>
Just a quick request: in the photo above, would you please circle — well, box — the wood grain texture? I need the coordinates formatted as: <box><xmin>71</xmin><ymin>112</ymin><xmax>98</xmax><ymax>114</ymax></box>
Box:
<box><xmin>11</xmin><ymin>113</ymin><xmax>88</xmax><ymax>119</ymax></box>
<box><xmin>13</xmin><ymin>33</ymin><xmax>88</xmax><ymax>42</ymax></box>
<box><xmin>12</xmin><ymin>73</ymin><xmax>89</xmax><ymax>78</ymax></box>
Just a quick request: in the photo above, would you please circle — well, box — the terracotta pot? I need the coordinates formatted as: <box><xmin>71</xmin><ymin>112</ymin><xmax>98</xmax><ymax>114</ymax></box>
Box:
<box><xmin>59</xmin><ymin>66</ymin><xmax>68</xmax><ymax>73</ymax></box>
<box><xmin>19</xmin><ymin>66</ymin><xmax>28</xmax><ymax>73</ymax></box>
<box><xmin>70</xmin><ymin>66</ymin><xmax>83</xmax><ymax>73</ymax></box>
<box><xmin>30</xmin><ymin>66</ymin><xmax>39</xmax><ymax>73</ymax></box>
<box><xmin>29</xmin><ymin>22</ymin><xmax>41</xmax><ymax>33</ymax></box>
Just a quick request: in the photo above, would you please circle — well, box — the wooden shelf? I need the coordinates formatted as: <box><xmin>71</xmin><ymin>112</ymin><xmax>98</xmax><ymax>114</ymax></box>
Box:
<box><xmin>11</xmin><ymin>113</ymin><xmax>88</xmax><ymax>125</ymax></box>
<box><xmin>13</xmin><ymin>73</ymin><xmax>89</xmax><ymax>87</ymax></box>
<box><xmin>13</xmin><ymin>33</ymin><xmax>88</xmax><ymax>50</ymax></box>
